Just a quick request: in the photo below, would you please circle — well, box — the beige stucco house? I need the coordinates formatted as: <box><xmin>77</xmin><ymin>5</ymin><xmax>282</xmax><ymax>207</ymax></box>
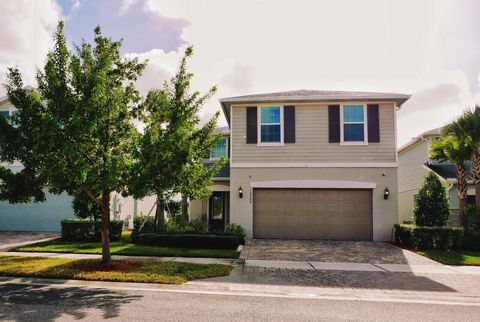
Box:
<box><xmin>190</xmin><ymin>90</ymin><xmax>410</xmax><ymax>241</ymax></box>
<box><xmin>398</xmin><ymin>127</ymin><xmax>475</xmax><ymax>225</ymax></box>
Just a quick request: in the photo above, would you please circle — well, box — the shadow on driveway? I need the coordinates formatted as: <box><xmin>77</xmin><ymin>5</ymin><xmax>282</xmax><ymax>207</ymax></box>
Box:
<box><xmin>196</xmin><ymin>266</ymin><xmax>470</xmax><ymax>293</ymax></box>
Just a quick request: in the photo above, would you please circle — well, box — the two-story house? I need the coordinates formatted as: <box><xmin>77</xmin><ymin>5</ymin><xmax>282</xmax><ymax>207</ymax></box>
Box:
<box><xmin>398</xmin><ymin>127</ymin><xmax>474</xmax><ymax>225</ymax></box>
<box><xmin>190</xmin><ymin>90</ymin><xmax>410</xmax><ymax>241</ymax></box>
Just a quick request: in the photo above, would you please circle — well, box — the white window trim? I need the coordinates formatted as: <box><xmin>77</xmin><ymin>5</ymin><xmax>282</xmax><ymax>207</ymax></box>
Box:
<box><xmin>210</xmin><ymin>136</ymin><xmax>229</xmax><ymax>160</ymax></box>
<box><xmin>340</xmin><ymin>103</ymin><xmax>368</xmax><ymax>146</ymax></box>
<box><xmin>257</xmin><ymin>105</ymin><xmax>284</xmax><ymax>146</ymax></box>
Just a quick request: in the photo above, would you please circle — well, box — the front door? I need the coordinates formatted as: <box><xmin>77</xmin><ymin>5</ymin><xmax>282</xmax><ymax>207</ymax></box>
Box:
<box><xmin>209</xmin><ymin>192</ymin><xmax>227</xmax><ymax>231</ymax></box>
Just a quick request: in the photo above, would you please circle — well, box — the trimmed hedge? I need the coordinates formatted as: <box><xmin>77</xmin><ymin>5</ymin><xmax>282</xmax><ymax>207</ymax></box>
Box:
<box><xmin>133</xmin><ymin>215</ymin><xmax>156</xmax><ymax>234</ymax></box>
<box><xmin>394</xmin><ymin>224</ymin><xmax>464</xmax><ymax>250</ymax></box>
<box><xmin>131</xmin><ymin>232</ymin><xmax>242</xmax><ymax>250</ymax></box>
<box><xmin>61</xmin><ymin>219</ymin><xmax>124</xmax><ymax>242</ymax></box>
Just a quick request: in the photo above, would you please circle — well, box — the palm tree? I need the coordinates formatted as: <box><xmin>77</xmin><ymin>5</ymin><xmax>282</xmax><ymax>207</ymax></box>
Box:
<box><xmin>444</xmin><ymin>106</ymin><xmax>480</xmax><ymax>225</ymax></box>
<box><xmin>431</xmin><ymin>135</ymin><xmax>472</xmax><ymax>229</ymax></box>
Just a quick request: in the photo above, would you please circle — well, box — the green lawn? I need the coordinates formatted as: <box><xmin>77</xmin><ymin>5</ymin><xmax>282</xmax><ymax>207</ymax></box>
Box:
<box><xmin>14</xmin><ymin>231</ymin><xmax>240</xmax><ymax>259</ymax></box>
<box><xmin>418</xmin><ymin>250</ymin><xmax>480</xmax><ymax>266</ymax></box>
<box><xmin>0</xmin><ymin>256</ymin><xmax>231</xmax><ymax>284</ymax></box>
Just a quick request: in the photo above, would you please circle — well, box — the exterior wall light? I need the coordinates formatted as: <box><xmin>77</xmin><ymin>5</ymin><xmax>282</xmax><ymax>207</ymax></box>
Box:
<box><xmin>384</xmin><ymin>187</ymin><xmax>390</xmax><ymax>200</ymax></box>
<box><xmin>238</xmin><ymin>186</ymin><xmax>243</xmax><ymax>198</ymax></box>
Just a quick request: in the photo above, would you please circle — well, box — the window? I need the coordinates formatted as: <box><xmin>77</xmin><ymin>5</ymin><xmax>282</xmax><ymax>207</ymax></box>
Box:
<box><xmin>210</xmin><ymin>137</ymin><xmax>227</xmax><ymax>159</ymax></box>
<box><xmin>0</xmin><ymin>111</ymin><xmax>9</xmax><ymax>118</ymax></box>
<box><xmin>260</xmin><ymin>106</ymin><xmax>282</xmax><ymax>143</ymax></box>
<box><xmin>342</xmin><ymin>104</ymin><xmax>366</xmax><ymax>142</ymax></box>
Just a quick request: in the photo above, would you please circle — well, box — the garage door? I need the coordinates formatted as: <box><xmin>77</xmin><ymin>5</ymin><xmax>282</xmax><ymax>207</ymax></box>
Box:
<box><xmin>253</xmin><ymin>189</ymin><xmax>372</xmax><ymax>240</ymax></box>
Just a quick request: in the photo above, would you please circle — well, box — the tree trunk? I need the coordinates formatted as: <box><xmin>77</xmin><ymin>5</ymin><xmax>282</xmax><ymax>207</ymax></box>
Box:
<box><xmin>155</xmin><ymin>194</ymin><xmax>166</xmax><ymax>232</ymax></box>
<box><xmin>181</xmin><ymin>194</ymin><xmax>189</xmax><ymax>222</ymax></box>
<box><xmin>100</xmin><ymin>191</ymin><xmax>111</xmax><ymax>265</ymax></box>
<box><xmin>472</xmin><ymin>151</ymin><xmax>480</xmax><ymax>231</ymax></box>
<box><xmin>457</xmin><ymin>164</ymin><xmax>468</xmax><ymax>230</ymax></box>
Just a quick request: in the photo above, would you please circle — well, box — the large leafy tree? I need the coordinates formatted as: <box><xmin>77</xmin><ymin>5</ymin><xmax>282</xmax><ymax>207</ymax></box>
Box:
<box><xmin>130</xmin><ymin>46</ymin><xmax>225</xmax><ymax>231</ymax></box>
<box><xmin>431</xmin><ymin>135</ymin><xmax>472</xmax><ymax>229</ymax></box>
<box><xmin>444</xmin><ymin>106</ymin><xmax>480</xmax><ymax>222</ymax></box>
<box><xmin>0</xmin><ymin>22</ymin><xmax>145</xmax><ymax>264</ymax></box>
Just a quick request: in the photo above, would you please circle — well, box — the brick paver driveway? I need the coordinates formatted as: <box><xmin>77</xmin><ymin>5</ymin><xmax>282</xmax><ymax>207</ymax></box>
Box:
<box><xmin>0</xmin><ymin>232</ymin><xmax>59</xmax><ymax>251</ymax></box>
<box><xmin>241</xmin><ymin>239</ymin><xmax>437</xmax><ymax>265</ymax></box>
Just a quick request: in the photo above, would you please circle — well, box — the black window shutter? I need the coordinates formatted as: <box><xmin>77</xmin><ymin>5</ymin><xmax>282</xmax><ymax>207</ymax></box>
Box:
<box><xmin>328</xmin><ymin>105</ymin><xmax>340</xmax><ymax>143</ymax></box>
<box><xmin>367</xmin><ymin>104</ymin><xmax>380</xmax><ymax>142</ymax></box>
<box><xmin>246</xmin><ymin>106</ymin><xmax>257</xmax><ymax>144</ymax></box>
<box><xmin>284</xmin><ymin>106</ymin><xmax>295</xmax><ymax>143</ymax></box>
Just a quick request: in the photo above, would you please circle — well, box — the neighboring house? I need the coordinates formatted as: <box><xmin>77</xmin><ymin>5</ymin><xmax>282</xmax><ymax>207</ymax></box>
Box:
<box><xmin>190</xmin><ymin>90</ymin><xmax>410</xmax><ymax>241</ymax></box>
<box><xmin>398</xmin><ymin>127</ymin><xmax>475</xmax><ymax>224</ymax></box>
<box><xmin>0</xmin><ymin>95</ymin><xmax>74</xmax><ymax>232</ymax></box>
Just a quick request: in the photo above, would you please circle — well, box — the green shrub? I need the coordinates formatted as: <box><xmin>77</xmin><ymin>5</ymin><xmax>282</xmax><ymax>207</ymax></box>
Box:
<box><xmin>61</xmin><ymin>219</ymin><xmax>123</xmax><ymax>242</ymax></box>
<box><xmin>184</xmin><ymin>218</ymin><xmax>208</xmax><ymax>234</ymax></box>
<box><xmin>133</xmin><ymin>215</ymin><xmax>156</xmax><ymax>234</ymax></box>
<box><xmin>165</xmin><ymin>217</ymin><xmax>207</xmax><ymax>234</ymax></box>
<box><xmin>132</xmin><ymin>233</ymin><xmax>241</xmax><ymax>250</ymax></box>
<box><xmin>225</xmin><ymin>223</ymin><xmax>247</xmax><ymax>241</ymax></box>
<box><xmin>394</xmin><ymin>224</ymin><xmax>413</xmax><ymax>245</ymax></box>
<box><xmin>413</xmin><ymin>172</ymin><xmax>450</xmax><ymax>226</ymax></box>
<box><xmin>394</xmin><ymin>224</ymin><xmax>464</xmax><ymax>250</ymax></box>
<box><xmin>412</xmin><ymin>227</ymin><xmax>435</xmax><ymax>248</ymax></box>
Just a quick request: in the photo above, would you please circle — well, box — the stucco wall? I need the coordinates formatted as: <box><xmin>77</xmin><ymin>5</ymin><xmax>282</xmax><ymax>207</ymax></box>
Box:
<box><xmin>0</xmin><ymin>191</ymin><xmax>74</xmax><ymax>232</ymax></box>
<box><xmin>230</xmin><ymin>167</ymin><xmax>398</xmax><ymax>241</ymax></box>
<box><xmin>189</xmin><ymin>181</ymin><xmax>230</xmax><ymax>223</ymax></box>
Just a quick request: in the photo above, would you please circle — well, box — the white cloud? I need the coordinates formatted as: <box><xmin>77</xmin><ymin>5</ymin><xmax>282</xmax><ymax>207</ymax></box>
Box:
<box><xmin>127</xmin><ymin>0</ymin><xmax>480</xmax><ymax>141</ymax></box>
<box><xmin>125</xmin><ymin>48</ymin><xmax>184</xmax><ymax>95</ymax></box>
<box><xmin>0</xmin><ymin>0</ymin><xmax>61</xmax><ymax>96</ymax></box>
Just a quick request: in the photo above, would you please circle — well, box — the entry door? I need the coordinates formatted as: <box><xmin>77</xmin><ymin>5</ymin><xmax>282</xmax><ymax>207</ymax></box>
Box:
<box><xmin>209</xmin><ymin>192</ymin><xmax>228</xmax><ymax>231</ymax></box>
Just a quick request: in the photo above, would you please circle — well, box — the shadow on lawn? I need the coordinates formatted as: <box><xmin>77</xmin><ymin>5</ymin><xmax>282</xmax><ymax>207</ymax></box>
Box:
<box><xmin>0</xmin><ymin>282</ymin><xmax>142</xmax><ymax>321</ymax></box>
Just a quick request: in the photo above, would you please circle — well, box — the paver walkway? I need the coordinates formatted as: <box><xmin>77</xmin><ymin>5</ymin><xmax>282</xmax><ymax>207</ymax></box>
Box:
<box><xmin>241</xmin><ymin>239</ymin><xmax>438</xmax><ymax>264</ymax></box>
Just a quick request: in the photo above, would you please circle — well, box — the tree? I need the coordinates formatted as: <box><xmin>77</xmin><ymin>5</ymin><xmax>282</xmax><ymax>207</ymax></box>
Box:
<box><xmin>129</xmin><ymin>46</ymin><xmax>225</xmax><ymax>231</ymax></box>
<box><xmin>413</xmin><ymin>172</ymin><xmax>450</xmax><ymax>226</ymax></box>
<box><xmin>431</xmin><ymin>135</ymin><xmax>472</xmax><ymax>229</ymax></box>
<box><xmin>72</xmin><ymin>190</ymin><xmax>102</xmax><ymax>220</ymax></box>
<box><xmin>0</xmin><ymin>22</ymin><xmax>145</xmax><ymax>264</ymax></box>
<box><xmin>444</xmin><ymin>106</ymin><xmax>480</xmax><ymax>224</ymax></box>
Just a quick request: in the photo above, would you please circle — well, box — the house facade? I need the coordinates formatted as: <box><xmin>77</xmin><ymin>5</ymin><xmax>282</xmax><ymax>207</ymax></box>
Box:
<box><xmin>190</xmin><ymin>90</ymin><xmax>410</xmax><ymax>241</ymax></box>
<box><xmin>398</xmin><ymin>127</ymin><xmax>475</xmax><ymax>225</ymax></box>
<box><xmin>0</xmin><ymin>96</ymin><xmax>74</xmax><ymax>232</ymax></box>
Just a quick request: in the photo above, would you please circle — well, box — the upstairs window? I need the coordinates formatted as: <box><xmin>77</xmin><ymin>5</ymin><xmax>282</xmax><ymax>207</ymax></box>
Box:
<box><xmin>210</xmin><ymin>137</ymin><xmax>227</xmax><ymax>159</ymax></box>
<box><xmin>260</xmin><ymin>106</ymin><xmax>282</xmax><ymax>143</ymax></box>
<box><xmin>342</xmin><ymin>104</ymin><xmax>366</xmax><ymax>143</ymax></box>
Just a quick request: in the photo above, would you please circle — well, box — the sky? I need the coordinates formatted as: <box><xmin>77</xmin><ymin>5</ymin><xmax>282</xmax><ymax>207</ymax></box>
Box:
<box><xmin>1</xmin><ymin>0</ymin><xmax>480</xmax><ymax>146</ymax></box>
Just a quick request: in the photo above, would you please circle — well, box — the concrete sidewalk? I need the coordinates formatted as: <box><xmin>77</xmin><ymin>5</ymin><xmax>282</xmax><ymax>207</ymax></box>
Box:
<box><xmin>0</xmin><ymin>251</ymin><xmax>242</xmax><ymax>266</ymax></box>
<box><xmin>3</xmin><ymin>251</ymin><xmax>480</xmax><ymax>275</ymax></box>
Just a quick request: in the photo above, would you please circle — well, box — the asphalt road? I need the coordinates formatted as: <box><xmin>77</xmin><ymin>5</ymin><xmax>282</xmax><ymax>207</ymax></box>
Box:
<box><xmin>0</xmin><ymin>283</ymin><xmax>479</xmax><ymax>322</ymax></box>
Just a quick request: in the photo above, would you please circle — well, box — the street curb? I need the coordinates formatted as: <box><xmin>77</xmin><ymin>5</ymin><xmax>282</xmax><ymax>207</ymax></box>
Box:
<box><xmin>1</xmin><ymin>276</ymin><xmax>480</xmax><ymax>306</ymax></box>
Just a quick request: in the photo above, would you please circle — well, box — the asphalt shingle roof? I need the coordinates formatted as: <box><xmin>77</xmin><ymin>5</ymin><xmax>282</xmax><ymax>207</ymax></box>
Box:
<box><xmin>220</xmin><ymin>89</ymin><xmax>410</xmax><ymax>104</ymax></box>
